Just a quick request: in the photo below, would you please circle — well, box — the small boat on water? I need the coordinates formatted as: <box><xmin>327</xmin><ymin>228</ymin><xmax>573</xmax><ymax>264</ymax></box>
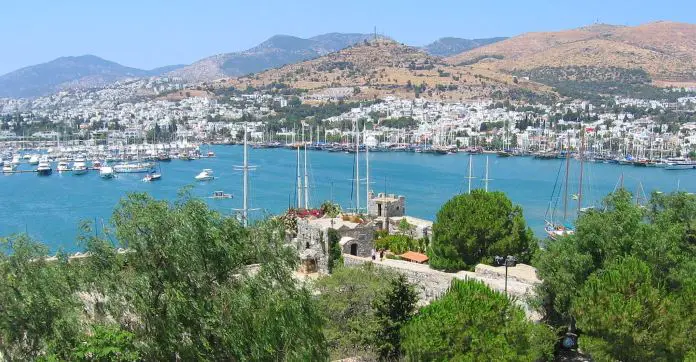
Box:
<box><xmin>209</xmin><ymin>190</ymin><xmax>233</xmax><ymax>199</ymax></box>
<box><xmin>57</xmin><ymin>161</ymin><xmax>70</xmax><ymax>173</ymax></box>
<box><xmin>36</xmin><ymin>157</ymin><xmax>52</xmax><ymax>176</ymax></box>
<box><xmin>28</xmin><ymin>154</ymin><xmax>40</xmax><ymax>165</ymax></box>
<box><xmin>195</xmin><ymin>169</ymin><xmax>214</xmax><ymax>181</ymax></box>
<box><xmin>497</xmin><ymin>151</ymin><xmax>513</xmax><ymax>157</ymax></box>
<box><xmin>11</xmin><ymin>155</ymin><xmax>20</xmax><ymax>166</ymax></box>
<box><xmin>113</xmin><ymin>162</ymin><xmax>154</xmax><ymax>173</ymax></box>
<box><xmin>72</xmin><ymin>157</ymin><xmax>88</xmax><ymax>175</ymax></box>
<box><xmin>100</xmin><ymin>165</ymin><xmax>115</xmax><ymax>179</ymax></box>
<box><xmin>2</xmin><ymin>161</ymin><xmax>15</xmax><ymax>173</ymax></box>
<box><xmin>92</xmin><ymin>160</ymin><xmax>102</xmax><ymax>169</ymax></box>
<box><xmin>545</xmin><ymin>222</ymin><xmax>574</xmax><ymax>240</ymax></box>
<box><xmin>157</xmin><ymin>153</ymin><xmax>171</xmax><ymax>162</ymax></box>
<box><xmin>207</xmin><ymin>151</ymin><xmax>216</xmax><ymax>158</ymax></box>
<box><xmin>142</xmin><ymin>172</ymin><xmax>162</xmax><ymax>182</ymax></box>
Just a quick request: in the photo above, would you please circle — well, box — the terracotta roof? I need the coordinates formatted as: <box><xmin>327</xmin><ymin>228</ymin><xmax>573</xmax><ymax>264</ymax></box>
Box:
<box><xmin>400</xmin><ymin>251</ymin><xmax>429</xmax><ymax>263</ymax></box>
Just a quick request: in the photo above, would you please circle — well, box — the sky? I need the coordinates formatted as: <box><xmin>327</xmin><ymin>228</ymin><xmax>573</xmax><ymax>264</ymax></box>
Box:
<box><xmin>1</xmin><ymin>0</ymin><xmax>695</xmax><ymax>75</ymax></box>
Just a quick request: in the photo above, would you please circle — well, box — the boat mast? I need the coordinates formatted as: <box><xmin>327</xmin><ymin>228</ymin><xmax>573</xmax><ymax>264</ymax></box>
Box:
<box><xmin>563</xmin><ymin>131</ymin><xmax>571</xmax><ymax>221</ymax></box>
<box><xmin>303</xmin><ymin>126</ymin><xmax>309</xmax><ymax>209</ymax></box>
<box><xmin>467</xmin><ymin>154</ymin><xmax>474</xmax><ymax>194</ymax></box>
<box><xmin>355</xmin><ymin>118</ymin><xmax>360</xmax><ymax>213</ymax></box>
<box><xmin>365</xmin><ymin>124</ymin><xmax>370</xmax><ymax>211</ymax></box>
<box><xmin>577</xmin><ymin>126</ymin><xmax>585</xmax><ymax>215</ymax></box>
<box><xmin>242</xmin><ymin>122</ymin><xmax>249</xmax><ymax>227</ymax></box>
<box><xmin>483</xmin><ymin>156</ymin><xmax>491</xmax><ymax>192</ymax></box>
<box><xmin>296</xmin><ymin>144</ymin><xmax>302</xmax><ymax>208</ymax></box>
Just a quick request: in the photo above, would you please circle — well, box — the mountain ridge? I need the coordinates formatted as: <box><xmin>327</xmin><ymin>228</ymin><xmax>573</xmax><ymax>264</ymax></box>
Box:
<box><xmin>0</xmin><ymin>55</ymin><xmax>184</xmax><ymax>98</ymax></box>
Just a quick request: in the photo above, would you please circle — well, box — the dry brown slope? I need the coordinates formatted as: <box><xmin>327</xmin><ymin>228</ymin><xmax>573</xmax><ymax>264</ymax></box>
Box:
<box><xmin>446</xmin><ymin>21</ymin><xmax>696</xmax><ymax>83</ymax></box>
<box><xmin>223</xmin><ymin>39</ymin><xmax>554</xmax><ymax>102</ymax></box>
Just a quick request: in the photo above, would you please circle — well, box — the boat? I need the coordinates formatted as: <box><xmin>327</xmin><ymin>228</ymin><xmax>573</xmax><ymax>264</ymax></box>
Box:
<box><xmin>157</xmin><ymin>153</ymin><xmax>171</xmax><ymax>162</ymax></box>
<box><xmin>209</xmin><ymin>190</ymin><xmax>233</xmax><ymax>199</ymax></box>
<box><xmin>497</xmin><ymin>151</ymin><xmax>513</xmax><ymax>157</ymax></box>
<box><xmin>36</xmin><ymin>157</ymin><xmax>52</xmax><ymax>176</ymax></box>
<box><xmin>142</xmin><ymin>172</ymin><xmax>162</xmax><ymax>182</ymax></box>
<box><xmin>194</xmin><ymin>169</ymin><xmax>214</xmax><ymax>181</ymax></box>
<box><xmin>92</xmin><ymin>160</ymin><xmax>102</xmax><ymax>169</ymax></box>
<box><xmin>113</xmin><ymin>162</ymin><xmax>154</xmax><ymax>173</ymax></box>
<box><xmin>2</xmin><ymin>161</ymin><xmax>15</xmax><ymax>173</ymax></box>
<box><xmin>57</xmin><ymin>161</ymin><xmax>70</xmax><ymax>173</ymax></box>
<box><xmin>664</xmin><ymin>161</ymin><xmax>696</xmax><ymax>170</ymax></box>
<box><xmin>545</xmin><ymin>222</ymin><xmax>574</xmax><ymax>240</ymax></box>
<box><xmin>100</xmin><ymin>165</ymin><xmax>115</xmax><ymax>179</ymax></box>
<box><xmin>11</xmin><ymin>155</ymin><xmax>20</xmax><ymax>166</ymax></box>
<box><xmin>207</xmin><ymin>151</ymin><xmax>216</xmax><ymax>158</ymax></box>
<box><xmin>28</xmin><ymin>154</ymin><xmax>40</xmax><ymax>165</ymax></box>
<box><xmin>72</xmin><ymin>158</ymin><xmax>88</xmax><ymax>175</ymax></box>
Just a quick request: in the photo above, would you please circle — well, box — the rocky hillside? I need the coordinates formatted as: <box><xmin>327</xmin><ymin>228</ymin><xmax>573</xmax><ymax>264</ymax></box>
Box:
<box><xmin>168</xmin><ymin>33</ymin><xmax>373</xmax><ymax>82</ymax></box>
<box><xmin>0</xmin><ymin>55</ymin><xmax>183</xmax><ymax>98</ymax></box>
<box><xmin>223</xmin><ymin>38</ymin><xmax>553</xmax><ymax>103</ymax></box>
<box><xmin>445</xmin><ymin>21</ymin><xmax>696</xmax><ymax>85</ymax></box>
<box><xmin>423</xmin><ymin>37</ymin><xmax>507</xmax><ymax>57</ymax></box>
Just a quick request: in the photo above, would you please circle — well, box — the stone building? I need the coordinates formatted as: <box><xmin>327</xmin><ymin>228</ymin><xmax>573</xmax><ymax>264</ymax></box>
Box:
<box><xmin>368</xmin><ymin>192</ymin><xmax>405</xmax><ymax>219</ymax></box>
<box><xmin>294</xmin><ymin>216</ymin><xmax>375</xmax><ymax>274</ymax></box>
<box><xmin>368</xmin><ymin>192</ymin><xmax>432</xmax><ymax>240</ymax></box>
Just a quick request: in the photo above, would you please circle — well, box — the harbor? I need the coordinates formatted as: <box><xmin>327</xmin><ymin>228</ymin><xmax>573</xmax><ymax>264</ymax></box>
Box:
<box><xmin>0</xmin><ymin>144</ymin><xmax>693</xmax><ymax>252</ymax></box>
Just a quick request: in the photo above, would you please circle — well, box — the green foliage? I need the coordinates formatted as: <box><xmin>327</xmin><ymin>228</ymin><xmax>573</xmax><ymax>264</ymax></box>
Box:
<box><xmin>375</xmin><ymin>234</ymin><xmax>427</xmax><ymax>254</ymax></box>
<box><xmin>0</xmin><ymin>193</ymin><xmax>329</xmax><ymax>361</ymax></box>
<box><xmin>314</xmin><ymin>264</ymin><xmax>414</xmax><ymax>360</ymax></box>
<box><xmin>327</xmin><ymin>228</ymin><xmax>343</xmax><ymax>273</ymax></box>
<box><xmin>0</xmin><ymin>235</ymin><xmax>81</xmax><ymax>360</ymax></box>
<box><xmin>71</xmin><ymin>325</ymin><xmax>141</xmax><ymax>361</ymax></box>
<box><xmin>429</xmin><ymin>190</ymin><xmax>537</xmax><ymax>271</ymax></box>
<box><xmin>402</xmin><ymin>279</ymin><xmax>555</xmax><ymax>361</ymax></box>
<box><xmin>534</xmin><ymin>190</ymin><xmax>696</xmax><ymax>360</ymax></box>
<box><xmin>320</xmin><ymin>200</ymin><xmax>341</xmax><ymax>218</ymax></box>
<box><xmin>379</xmin><ymin>116</ymin><xmax>419</xmax><ymax>129</ymax></box>
<box><xmin>374</xmin><ymin>274</ymin><xmax>418</xmax><ymax>360</ymax></box>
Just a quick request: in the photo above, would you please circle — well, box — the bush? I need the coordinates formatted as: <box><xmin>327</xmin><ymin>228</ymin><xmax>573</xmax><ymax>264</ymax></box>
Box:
<box><xmin>402</xmin><ymin>279</ymin><xmax>555</xmax><ymax>361</ymax></box>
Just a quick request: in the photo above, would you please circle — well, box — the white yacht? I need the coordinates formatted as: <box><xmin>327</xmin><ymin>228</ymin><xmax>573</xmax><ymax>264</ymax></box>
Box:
<box><xmin>11</xmin><ymin>155</ymin><xmax>20</xmax><ymax>166</ymax></box>
<box><xmin>36</xmin><ymin>157</ymin><xmax>52</xmax><ymax>176</ymax></box>
<box><xmin>195</xmin><ymin>169</ymin><xmax>214</xmax><ymax>181</ymax></box>
<box><xmin>100</xmin><ymin>165</ymin><xmax>115</xmax><ymax>179</ymax></box>
<box><xmin>28</xmin><ymin>154</ymin><xmax>40</xmax><ymax>165</ymax></box>
<box><xmin>57</xmin><ymin>161</ymin><xmax>70</xmax><ymax>173</ymax></box>
<box><xmin>2</xmin><ymin>161</ymin><xmax>15</xmax><ymax>173</ymax></box>
<box><xmin>72</xmin><ymin>157</ymin><xmax>88</xmax><ymax>175</ymax></box>
<box><xmin>113</xmin><ymin>162</ymin><xmax>154</xmax><ymax>173</ymax></box>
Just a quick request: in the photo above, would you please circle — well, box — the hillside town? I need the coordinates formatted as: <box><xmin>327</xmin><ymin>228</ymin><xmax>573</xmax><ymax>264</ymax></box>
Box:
<box><xmin>2</xmin><ymin>77</ymin><xmax>696</xmax><ymax>164</ymax></box>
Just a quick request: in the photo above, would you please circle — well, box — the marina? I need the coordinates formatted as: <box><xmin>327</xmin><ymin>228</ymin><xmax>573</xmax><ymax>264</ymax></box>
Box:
<box><xmin>1</xmin><ymin>144</ymin><xmax>694</xmax><ymax>252</ymax></box>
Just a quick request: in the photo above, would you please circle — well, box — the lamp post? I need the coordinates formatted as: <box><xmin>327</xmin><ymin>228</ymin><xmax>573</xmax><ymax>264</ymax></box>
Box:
<box><xmin>494</xmin><ymin>255</ymin><xmax>518</xmax><ymax>296</ymax></box>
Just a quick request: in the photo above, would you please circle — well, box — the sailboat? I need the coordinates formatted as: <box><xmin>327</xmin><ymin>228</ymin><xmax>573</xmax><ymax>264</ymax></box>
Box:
<box><xmin>142</xmin><ymin>162</ymin><xmax>162</xmax><ymax>182</ymax></box>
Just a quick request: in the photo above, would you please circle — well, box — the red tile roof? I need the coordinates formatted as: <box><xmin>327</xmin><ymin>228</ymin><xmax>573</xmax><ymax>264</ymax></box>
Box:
<box><xmin>400</xmin><ymin>251</ymin><xmax>429</xmax><ymax>263</ymax></box>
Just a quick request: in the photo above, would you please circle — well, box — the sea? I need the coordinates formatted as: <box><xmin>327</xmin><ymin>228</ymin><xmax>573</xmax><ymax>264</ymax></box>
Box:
<box><xmin>1</xmin><ymin>145</ymin><xmax>693</xmax><ymax>252</ymax></box>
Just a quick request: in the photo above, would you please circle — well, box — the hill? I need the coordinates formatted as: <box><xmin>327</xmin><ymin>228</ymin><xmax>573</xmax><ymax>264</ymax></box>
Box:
<box><xmin>445</xmin><ymin>21</ymin><xmax>696</xmax><ymax>87</ymax></box>
<box><xmin>168</xmin><ymin>33</ymin><xmax>373</xmax><ymax>82</ymax></box>
<box><xmin>221</xmin><ymin>38</ymin><xmax>554</xmax><ymax>103</ymax></box>
<box><xmin>423</xmin><ymin>37</ymin><xmax>507</xmax><ymax>57</ymax></box>
<box><xmin>0</xmin><ymin>55</ymin><xmax>184</xmax><ymax>98</ymax></box>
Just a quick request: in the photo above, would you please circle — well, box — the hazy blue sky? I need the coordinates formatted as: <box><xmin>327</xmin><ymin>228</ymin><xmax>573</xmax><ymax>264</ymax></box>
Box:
<box><xmin>1</xmin><ymin>0</ymin><xmax>694</xmax><ymax>74</ymax></box>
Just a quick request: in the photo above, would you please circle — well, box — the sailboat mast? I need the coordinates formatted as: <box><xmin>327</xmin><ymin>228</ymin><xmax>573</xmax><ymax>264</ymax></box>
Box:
<box><xmin>563</xmin><ymin>131</ymin><xmax>571</xmax><ymax>220</ymax></box>
<box><xmin>365</xmin><ymin>125</ymin><xmax>370</xmax><ymax>211</ymax></box>
<box><xmin>355</xmin><ymin>119</ymin><xmax>360</xmax><ymax>213</ymax></box>
<box><xmin>468</xmin><ymin>154</ymin><xmax>473</xmax><ymax>194</ymax></box>
<box><xmin>578</xmin><ymin>127</ymin><xmax>585</xmax><ymax>214</ymax></box>
<box><xmin>296</xmin><ymin>145</ymin><xmax>302</xmax><ymax>208</ymax></box>
<box><xmin>303</xmin><ymin>140</ymin><xmax>309</xmax><ymax>209</ymax></box>
<box><xmin>243</xmin><ymin>122</ymin><xmax>249</xmax><ymax>227</ymax></box>
<box><xmin>484</xmin><ymin>156</ymin><xmax>490</xmax><ymax>192</ymax></box>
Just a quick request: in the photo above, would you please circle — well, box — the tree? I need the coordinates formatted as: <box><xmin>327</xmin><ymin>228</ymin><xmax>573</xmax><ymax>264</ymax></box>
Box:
<box><xmin>314</xmin><ymin>264</ymin><xmax>415</xmax><ymax>360</ymax></box>
<box><xmin>327</xmin><ymin>228</ymin><xmax>343</xmax><ymax>273</ymax></box>
<box><xmin>374</xmin><ymin>274</ymin><xmax>417</xmax><ymax>360</ymax></box>
<box><xmin>0</xmin><ymin>193</ymin><xmax>329</xmax><ymax>360</ymax></box>
<box><xmin>429</xmin><ymin>190</ymin><xmax>537</xmax><ymax>271</ymax></box>
<box><xmin>534</xmin><ymin>190</ymin><xmax>696</xmax><ymax>359</ymax></box>
<box><xmin>401</xmin><ymin>279</ymin><xmax>555</xmax><ymax>361</ymax></box>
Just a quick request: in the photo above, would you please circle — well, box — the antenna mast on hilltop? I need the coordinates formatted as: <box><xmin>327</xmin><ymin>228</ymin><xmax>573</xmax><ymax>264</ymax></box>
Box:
<box><xmin>374</xmin><ymin>26</ymin><xmax>377</xmax><ymax>41</ymax></box>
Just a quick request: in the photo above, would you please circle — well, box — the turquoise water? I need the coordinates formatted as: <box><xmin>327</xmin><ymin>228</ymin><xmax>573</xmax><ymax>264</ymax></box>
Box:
<box><xmin>1</xmin><ymin>145</ymin><xmax>693</xmax><ymax>252</ymax></box>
